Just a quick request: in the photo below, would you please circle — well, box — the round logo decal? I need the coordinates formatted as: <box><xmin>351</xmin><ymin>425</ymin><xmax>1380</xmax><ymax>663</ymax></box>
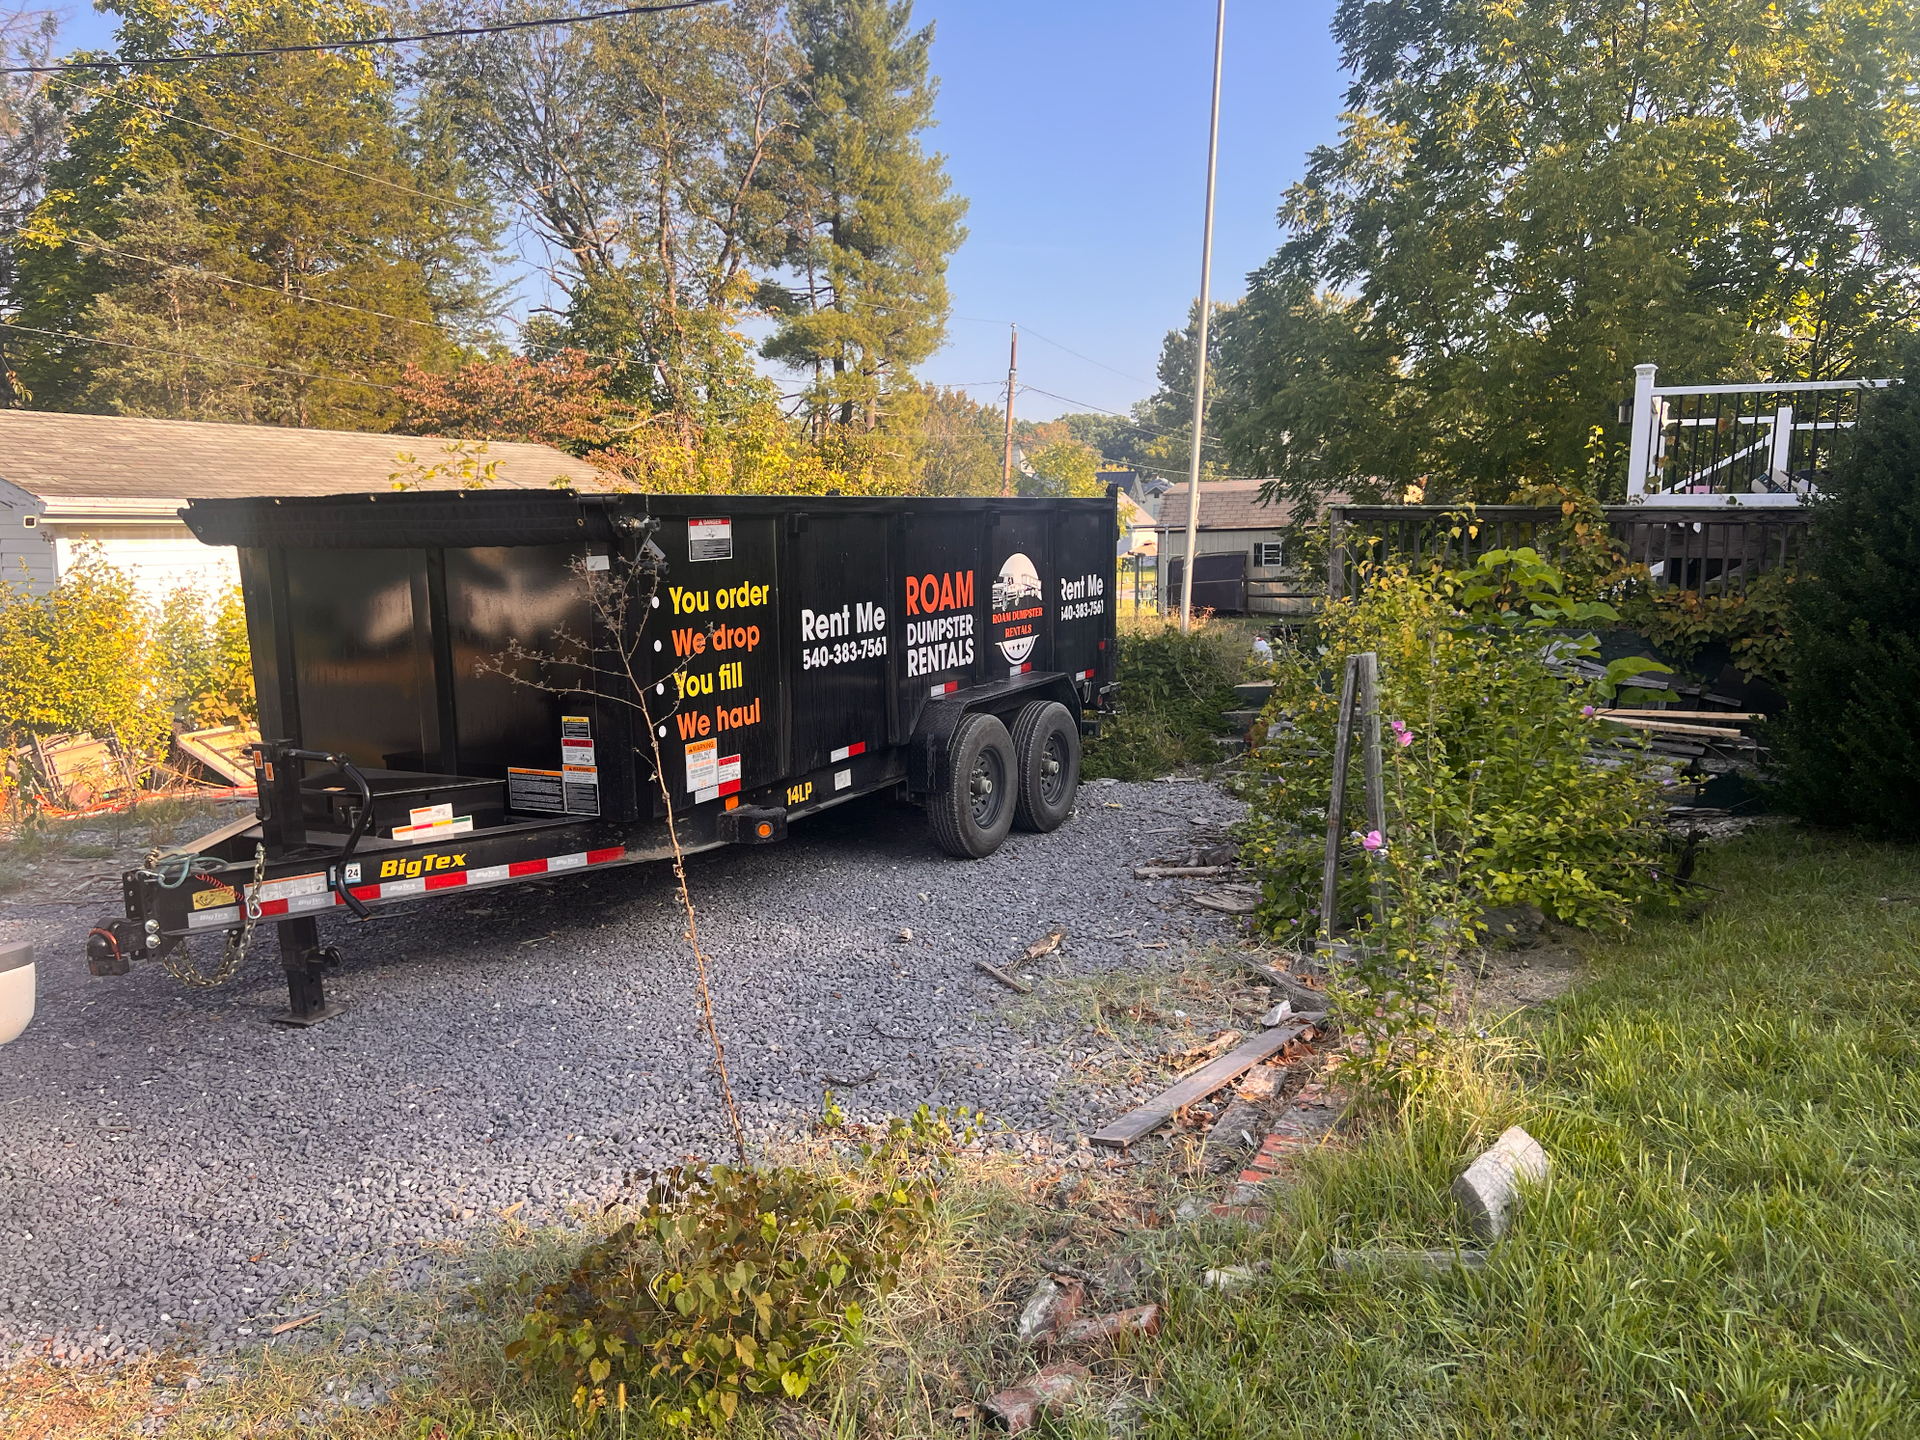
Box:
<box><xmin>991</xmin><ymin>552</ymin><xmax>1043</xmax><ymax>664</ymax></box>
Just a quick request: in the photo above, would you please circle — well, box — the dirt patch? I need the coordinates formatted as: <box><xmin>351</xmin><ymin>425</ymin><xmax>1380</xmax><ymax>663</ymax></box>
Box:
<box><xmin>1456</xmin><ymin>943</ymin><xmax>1586</xmax><ymax>1019</ymax></box>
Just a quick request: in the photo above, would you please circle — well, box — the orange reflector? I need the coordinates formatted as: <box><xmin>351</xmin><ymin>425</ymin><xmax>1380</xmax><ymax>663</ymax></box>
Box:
<box><xmin>724</xmin><ymin>796</ymin><xmax>739</xmax><ymax>810</ymax></box>
<box><xmin>756</xmin><ymin>822</ymin><xmax>772</xmax><ymax>838</ymax></box>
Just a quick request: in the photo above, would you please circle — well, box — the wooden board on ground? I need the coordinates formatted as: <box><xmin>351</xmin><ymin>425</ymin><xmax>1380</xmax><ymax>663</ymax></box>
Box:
<box><xmin>1089</xmin><ymin>1022</ymin><xmax>1312</xmax><ymax>1150</ymax></box>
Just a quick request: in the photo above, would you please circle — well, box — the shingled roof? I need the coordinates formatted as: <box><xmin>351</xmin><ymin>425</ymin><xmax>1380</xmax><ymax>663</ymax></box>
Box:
<box><xmin>0</xmin><ymin>410</ymin><xmax>605</xmax><ymax>502</ymax></box>
<box><xmin>1149</xmin><ymin>478</ymin><xmax>1297</xmax><ymax>530</ymax></box>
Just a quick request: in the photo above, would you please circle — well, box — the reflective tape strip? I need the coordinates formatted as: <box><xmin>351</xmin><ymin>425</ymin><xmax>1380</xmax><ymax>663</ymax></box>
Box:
<box><xmin>176</xmin><ymin>845</ymin><xmax>628</xmax><ymax>930</ymax></box>
<box><xmin>1010</xmin><ymin>662</ymin><xmax>1032</xmax><ymax>676</ymax></box>
<box><xmin>1077</xmin><ymin>668</ymin><xmax>1095</xmax><ymax>680</ymax></box>
<box><xmin>931</xmin><ymin>680</ymin><xmax>958</xmax><ymax>696</ymax></box>
<box><xmin>830</xmin><ymin>741</ymin><xmax>866</xmax><ymax>762</ymax></box>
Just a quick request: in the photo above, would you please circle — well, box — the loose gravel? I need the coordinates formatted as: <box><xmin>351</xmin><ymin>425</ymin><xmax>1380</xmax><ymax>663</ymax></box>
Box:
<box><xmin>0</xmin><ymin>779</ymin><xmax>1246</xmax><ymax>1365</ymax></box>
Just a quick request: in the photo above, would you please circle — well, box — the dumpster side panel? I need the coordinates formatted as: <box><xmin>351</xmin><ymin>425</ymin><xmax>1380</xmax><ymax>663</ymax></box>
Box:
<box><xmin>785</xmin><ymin>512</ymin><xmax>895</xmax><ymax>773</ymax></box>
<box><xmin>284</xmin><ymin>547</ymin><xmax>434</xmax><ymax>769</ymax></box>
<box><xmin>444</xmin><ymin>544</ymin><xmax>592</xmax><ymax>783</ymax></box>
<box><xmin>647</xmin><ymin>509</ymin><xmax>782</xmax><ymax>812</ymax></box>
<box><xmin>898</xmin><ymin>507</ymin><xmax>985</xmax><ymax>728</ymax></box>
<box><xmin>1052</xmin><ymin>506</ymin><xmax>1115</xmax><ymax>684</ymax></box>
<box><xmin>985</xmin><ymin>511</ymin><xmax>1053</xmax><ymax>682</ymax></box>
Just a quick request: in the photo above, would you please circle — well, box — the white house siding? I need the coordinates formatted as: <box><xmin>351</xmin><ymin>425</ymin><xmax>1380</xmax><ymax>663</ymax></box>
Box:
<box><xmin>50</xmin><ymin>527</ymin><xmax>239</xmax><ymax>604</ymax></box>
<box><xmin>0</xmin><ymin>477</ymin><xmax>55</xmax><ymax>592</ymax></box>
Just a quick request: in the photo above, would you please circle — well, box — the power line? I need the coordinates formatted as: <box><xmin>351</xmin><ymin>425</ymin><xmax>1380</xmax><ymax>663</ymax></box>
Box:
<box><xmin>0</xmin><ymin>320</ymin><xmax>399</xmax><ymax>394</ymax></box>
<box><xmin>1016</xmin><ymin>383</ymin><xmax>1226</xmax><ymax>454</ymax></box>
<box><xmin>70</xmin><ymin>82</ymin><xmax>489</xmax><ymax>216</ymax></box>
<box><xmin>956</xmin><ymin>314</ymin><xmax>1154</xmax><ymax>386</ymax></box>
<box><xmin>70</xmin><ymin>238</ymin><xmax>454</xmax><ymax>332</ymax></box>
<box><xmin>4</xmin><ymin>0</ymin><xmax>727</xmax><ymax>75</ymax></box>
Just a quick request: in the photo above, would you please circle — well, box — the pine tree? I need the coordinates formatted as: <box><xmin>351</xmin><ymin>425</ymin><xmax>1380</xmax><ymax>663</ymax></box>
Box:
<box><xmin>763</xmin><ymin>0</ymin><xmax>967</xmax><ymax>430</ymax></box>
<box><xmin>12</xmin><ymin>0</ymin><xmax>497</xmax><ymax>428</ymax></box>
<box><xmin>1779</xmin><ymin>354</ymin><xmax>1920</xmax><ymax>836</ymax></box>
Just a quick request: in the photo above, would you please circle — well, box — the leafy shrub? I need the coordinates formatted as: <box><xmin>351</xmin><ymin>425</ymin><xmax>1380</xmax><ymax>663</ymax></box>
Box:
<box><xmin>1619</xmin><ymin>568</ymin><xmax>1794</xmax><ymax>683</ymax></box>
<box><xmin>0</xmin><ymin>549</ymin><xmax>162</xmax><ymax>754</ymax></box>
<box><xmin>1082</xmin><ymin>614</ymin><xmax>1245</xmax><ymax>780</ymax></box>
<box><xmin>152</xmin><ymin>584</ymin><xmax>256</xmax><ymax>727</ymax></box>
<box><xmin>1238</xmin><ymin>550</ymin><xmax>1666</xmax><ymax>939</ymax></box>
<box><xmin>1779</xmin><ymin>359</ymin><xmax>1920</xmax><ymax>836</ymax></box>
<box><xmin>1237</xmin><ymin>551</ymin><xmax>1667</xmax><ymax>1074</ymax></box>
<box><xmin>508</xmin><ymin>1108</ymin><xmax>974</xmax><ymax>1429</ymax></box>
<box><xmin>0</xmin><ymin>551</ymin><xmax>254</xmax><ymax>770</ymax></box>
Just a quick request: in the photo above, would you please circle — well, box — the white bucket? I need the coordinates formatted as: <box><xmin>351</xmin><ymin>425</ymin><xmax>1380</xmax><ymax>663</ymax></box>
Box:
<box><xmin>0</xmin><ymin>941</ymin><xmax>34</xmax><ymax>1045</ymax></box>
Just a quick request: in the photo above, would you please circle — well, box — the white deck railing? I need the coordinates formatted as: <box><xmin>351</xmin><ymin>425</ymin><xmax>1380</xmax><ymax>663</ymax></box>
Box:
<box><xmin>1624</xmin><ymin>363</ymin><xmax>1897</xmax><ymax>507</ymax></box>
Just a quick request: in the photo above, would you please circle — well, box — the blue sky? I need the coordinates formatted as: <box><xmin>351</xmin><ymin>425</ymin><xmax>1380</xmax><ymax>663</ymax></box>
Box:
<box><xmin>46</xmin><ymin>0</ymin><xmax>1349</xmax><ymax>421</ymax></box>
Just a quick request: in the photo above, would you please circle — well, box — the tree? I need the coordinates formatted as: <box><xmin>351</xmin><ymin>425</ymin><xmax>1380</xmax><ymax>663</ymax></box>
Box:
<box><xmin>1197</xmin><ymin>0</ymin><xmax>1920</xmax><ymax>509</ymax></box>
<box><xmin>913</xmin><ymin>383</ymin><xmax>1001</xmax><ymax>494</ymax></box>
<box><xmin>0</xmin><ymin>6</ymin><xmax>62</xmax><ymax>403</ymax></box>
<box><xmin>12</xmin><ymin>0</ymin><xmax>498</xmax><ymax>427</ymax></box>
<box><xmin>761</xmin><ymin>0</ymin><xmax>967</xmax><ymax>430</ymax></box>
<box><xmin>414</xmin><ymin>0</ymin><xmax>800</xmax><ymax>428</ymax></box>
<box><xmin>1779</xmin><ymin>350</ymin><xmax>1920</xmax><ymax>837</ymax></box>
<box><xmin>395</xmin><ymin>349</ymin><xmax>630</xmax><ymax>453</ymax></box>
<box><xmin>75</xmin><ymin>174</ymin><xmax>275</xmax><ymax>420</ymax></box>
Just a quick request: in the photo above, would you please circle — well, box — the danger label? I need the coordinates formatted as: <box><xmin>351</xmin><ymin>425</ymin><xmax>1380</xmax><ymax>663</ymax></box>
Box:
<box><xmin>688</xmin><ymin>517</ymin><xmax>733</xmax><ymax>562</ymax></box>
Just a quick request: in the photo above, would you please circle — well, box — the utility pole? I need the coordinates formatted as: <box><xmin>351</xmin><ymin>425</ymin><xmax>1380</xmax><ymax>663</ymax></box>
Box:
<box><xmin>1001</xmin><ymin>323</ymin><xmax>1018</xmax><ymax>497</ymax></box>
<box><xmin>1179</xmin><ymin>0</ymin><xmax>1226</xmax><ymax>635</ymax></box>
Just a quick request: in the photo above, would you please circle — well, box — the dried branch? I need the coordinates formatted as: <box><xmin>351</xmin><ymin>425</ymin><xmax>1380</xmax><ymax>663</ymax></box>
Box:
<box><xmin>477</xmin><ymin>524</ymin><xmax>746</xmax><ymax>1163</ymax></box>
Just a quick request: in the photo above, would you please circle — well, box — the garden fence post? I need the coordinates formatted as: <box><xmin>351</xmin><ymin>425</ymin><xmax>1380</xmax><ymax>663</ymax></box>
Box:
<box><xmin>1356</xmin><ymin>651</ymin><xmax>1386</xmax><ymax>922</ymax></box>
<box><xmin>1320</xmin><ymin>654</ymin><xmax>1361</xmax><ymax>949</ymax></box>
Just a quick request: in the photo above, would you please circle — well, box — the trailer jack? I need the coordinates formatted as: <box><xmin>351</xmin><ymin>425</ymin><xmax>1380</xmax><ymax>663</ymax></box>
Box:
<box><xmin>274</xmin><ymin>916</ymin><xmax>343</xmax><ymax>1027</ymax></box>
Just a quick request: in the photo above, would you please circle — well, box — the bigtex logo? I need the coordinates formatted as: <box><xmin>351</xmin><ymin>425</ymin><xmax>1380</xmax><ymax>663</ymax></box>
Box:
<box><xmin>379</xmin><ymin>852</ymin><xmax>465</xmax><ymax>879</ymax></box>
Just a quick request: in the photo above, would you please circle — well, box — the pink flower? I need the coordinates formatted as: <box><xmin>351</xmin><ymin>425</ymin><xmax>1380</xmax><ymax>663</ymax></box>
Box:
<box><xmin>1390</xmin><ymin>719</ymin><xmax>1413</xmax><ymax>747</ymax></box>
<box><xmin>1581</xmin><ymin>705</ymin><xmax>1596</xmax><ymax>718</ymax></box>
<box><xmin>1362</xmin><ymin>830</ymin><xmax>1384</xmax><ymax>851</ymax></box>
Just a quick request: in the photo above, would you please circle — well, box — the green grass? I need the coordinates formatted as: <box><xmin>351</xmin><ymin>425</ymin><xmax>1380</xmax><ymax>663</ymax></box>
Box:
<box><xmin>1130</xmin><ymin>826</ymin><xmax>1920</xmax><ymax>1438</ymax></box>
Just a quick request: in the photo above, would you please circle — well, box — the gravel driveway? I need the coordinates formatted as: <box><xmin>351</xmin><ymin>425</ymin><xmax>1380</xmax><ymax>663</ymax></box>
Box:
<box><xmin>0</xmin><ymin>779</ymin><xmax>1246</xmax><ymax>1364</ymax></box>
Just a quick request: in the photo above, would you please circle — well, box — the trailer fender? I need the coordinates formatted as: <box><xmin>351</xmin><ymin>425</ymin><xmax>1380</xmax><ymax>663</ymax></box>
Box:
<box><xmin>908</xmin><ymin>672</ymin><xmax>1082</xmax><ymax>796</ymax></box>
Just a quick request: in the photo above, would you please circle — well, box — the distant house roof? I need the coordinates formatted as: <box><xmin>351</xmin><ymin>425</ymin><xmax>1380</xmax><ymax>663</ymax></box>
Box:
<box><xmin>0</xmin><ymin>410</ymin><xmax>605</xmax><ymax>513</ymax></box>
<box><xmin>1150</xmin><ymin>478</ymin><xmax>1294</xmax><ymax>531</ymax></box>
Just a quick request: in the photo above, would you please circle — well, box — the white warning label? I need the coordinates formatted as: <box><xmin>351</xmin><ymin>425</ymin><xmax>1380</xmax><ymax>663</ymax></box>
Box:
<box><xmin>685</xmin><ymin>737</ymin><xmax>718</xmax><ymax>792</ymax></box>
<box><xmin>688</xmin><ymin>517</ymin><xmax>733</xmax><ymax>562</ymax></box>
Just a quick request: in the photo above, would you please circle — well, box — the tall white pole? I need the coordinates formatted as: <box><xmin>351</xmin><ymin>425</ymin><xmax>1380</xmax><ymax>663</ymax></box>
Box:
<box><xmin>1180</xmin><ymin>0</ymin><xmax>1225</xmax><ymax>635</ymax></box>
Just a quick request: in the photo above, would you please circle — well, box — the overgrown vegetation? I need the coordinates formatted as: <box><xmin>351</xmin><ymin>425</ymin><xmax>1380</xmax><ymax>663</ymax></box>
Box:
<box><xmin>506</xmin><ymin>1109</ymin><xmax>974</xmax><ymax>1429</ymax></box>
<box><xmin>0</xmin><ymin>549</ymin><xmax>254</xmax><ymax>787</ymax></box>
<box><xmin>1132</xmin><ymin>826</ymin><xmax>1920</xmax><ymax>1437</ymax></box>
<box><xmin>1237</xmin><ymin>550</ymin><xmax>1668</xmax><ymax>1072</ymax></box>
<box><xmin>1780</xmin><ymin>362</ymin><xmax>1920</xmax><ymax>837</ymax></box>
<box><xmin>1081</xmin><ymin>612</ymin><xmax>1248</xmax><ymax>781</ymax></box>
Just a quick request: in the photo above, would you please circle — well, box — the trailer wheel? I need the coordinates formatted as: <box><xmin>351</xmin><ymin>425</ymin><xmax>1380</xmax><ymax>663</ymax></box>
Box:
<box><xmin>928</xmin><ymin>713</ymin><xmax>1017</xmax><ymax>858</ymax></box>
<box><xmin>1011</xmin><ymin>701</ymin><xmax>1081</xmax><ymax>832</ymax></box>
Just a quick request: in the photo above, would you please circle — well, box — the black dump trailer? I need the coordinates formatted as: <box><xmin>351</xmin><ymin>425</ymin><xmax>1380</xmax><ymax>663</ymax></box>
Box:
<box><xmin>89</xmin><ymin>490</ymin><xmax>1118</xmax><ymax>1022</ymax></box>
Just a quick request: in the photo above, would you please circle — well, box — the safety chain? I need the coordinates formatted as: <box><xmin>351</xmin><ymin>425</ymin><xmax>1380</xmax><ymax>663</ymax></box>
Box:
<box><xmin>161</xmin><ymin>843</ymin><xmax>267</xmax><ymax>989</ymax></box>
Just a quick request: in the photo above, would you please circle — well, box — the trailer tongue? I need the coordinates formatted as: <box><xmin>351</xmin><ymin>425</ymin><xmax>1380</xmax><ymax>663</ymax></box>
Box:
<box><xmin>90</xmin><ymin>490</ymin><xmax>1117</xmax><ymax>1023</ymax></box>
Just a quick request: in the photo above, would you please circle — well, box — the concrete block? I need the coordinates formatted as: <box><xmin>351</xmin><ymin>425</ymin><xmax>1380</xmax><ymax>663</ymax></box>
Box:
<box><xmin>1451</xmin><ymin>1125</ymin><xmax>1550</xmax><ymax>1241</ymax></box>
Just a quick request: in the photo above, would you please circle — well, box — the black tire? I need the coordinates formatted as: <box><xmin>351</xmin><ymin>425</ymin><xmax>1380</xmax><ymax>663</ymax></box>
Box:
<box><xmin>928</xmin><ymin>713</ymin><xmax>1017</xmax><ymax>858</ymax></box>
<box><xmin>1011</xmin><ymin>700</ymin><xmax>1081</xmax><ymax>832</ymax></box>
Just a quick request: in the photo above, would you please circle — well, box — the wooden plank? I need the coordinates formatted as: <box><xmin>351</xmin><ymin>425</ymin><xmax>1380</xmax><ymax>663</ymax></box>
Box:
<box><xmin>1090</xmin><ymin>1023</ymin><xmax>1312</xmax><ymax>1149</ymax></box>
<box><xmin>1597</xmin><ymin>710</ymin><xmax>1763</xmax><ymax>722</ymax></box>
<box><xmin>1599</xmin><ymin>716</ymin><xmax>1746</xmax><ymax>739</ymax></box>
